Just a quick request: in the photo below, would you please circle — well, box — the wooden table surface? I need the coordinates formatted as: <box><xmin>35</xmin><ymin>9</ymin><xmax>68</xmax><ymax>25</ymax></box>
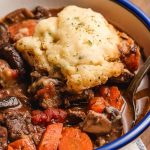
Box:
<box><xmin>131</xmin><ymin>0</ymin><xmax>150</xmax><ymax>17</ymax></box>
<box><xmin>130</xmin><ymin>0</ymin><xmax>150</xmax><ymax>149</ymax></box>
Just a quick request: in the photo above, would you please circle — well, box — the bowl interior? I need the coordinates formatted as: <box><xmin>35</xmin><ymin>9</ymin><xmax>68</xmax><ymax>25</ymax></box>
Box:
<box><xmin>0</xmin><ymin>0</ymin><xmax>149</xmax><ymax>149</ymax></box>
<box><xmin>0</xmin><ymin>0</ymin><xmax>150</xmax><ymax>57</ymax></box>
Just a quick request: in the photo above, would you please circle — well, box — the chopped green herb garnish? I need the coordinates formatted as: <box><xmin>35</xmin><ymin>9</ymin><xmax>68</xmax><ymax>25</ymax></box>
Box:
<box><xmin>87</xmin><ymin>40</ymin><xmax>92</xmax><ymax>46</ymax></box>
<box><xmin>74</xmin><ymin>16</ymin><xmax>79</xmax><ymax>20</ymax></box>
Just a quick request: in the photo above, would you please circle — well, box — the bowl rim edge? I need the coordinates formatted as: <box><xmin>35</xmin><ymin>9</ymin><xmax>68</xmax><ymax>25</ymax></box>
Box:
<box><xmin>96</xmin><ymin>0</ymin><xmax>150</xmax><ymax>149</ymax></box>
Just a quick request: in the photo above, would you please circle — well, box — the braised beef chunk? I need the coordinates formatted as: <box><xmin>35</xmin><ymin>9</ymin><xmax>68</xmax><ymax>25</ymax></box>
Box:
<box><xmin>63</xmin><ymin>89</ymin><xmax>94</xmax><ymax>108</ymax></box>
<box><xmin>0</xmin><ymin>113</ymin><xmax>3</xmax><ymax>123</ymax></box>
<box><xmin>28</xmin><ymin>76</ymin><xmax>64</xmax><ymax>94</ymax></box>
<box><xmin>36</xmin><ymin>82</ymin><xmax>61</xmax><ymax>109</ymax></box>
<box><xmin>29</xmin><ymin>77</ymin><xmax>63</xmax><ymax>109</ymax></box>
<box><xmin>0</xmin><ymin>44</ymin><xmax>26</xmax><ymax>77</ymax></box>
<box><xmin>3</xmin><ymin>8</ymin><xmax>34</xmax><ymax>25</ymax></box>
<box><xmin>0</xmin><ymin>24</ymin><xmax>26</xmax><ymax>77</ymax></box>
<box><xmin>0</xmin><ymin>126</ymin><xmax>7</xmax><ymax>150</ymax></box>
<box><xmin>66</xmin><ymin>107</ymin><xmax>86</xmax><ymax>125</ymax></box>
<box><xmin>2</xmin><ymin>109</ymin><xmax>45</xmax><ymax>145</ymax></box>
<box><xmin>32</xmin><ymin>6</ymin><xmax>50</xmax><ymax>19</ymax></box>
<box><xmin>3</xmin><ymin>110</ymin><xmax>31</xmax><ymax>140</ymax></box>
<box><xmin>109</xmin><ymin>69</ymin><xmax>134</xmax><ymax>85</ymax></box>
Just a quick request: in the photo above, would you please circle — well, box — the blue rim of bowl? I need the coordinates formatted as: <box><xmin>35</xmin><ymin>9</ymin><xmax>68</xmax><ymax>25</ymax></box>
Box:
<box><xmin>117</xmin><ymin>0</ymin><xmax>150</xmax><ymax>31</ymax></box>
<box><xmin>96</xmin><ymin>0</ymin><xmax>150</xmax><ymax>150</ymax></box>
<box><xmin>96</xmin><ymin>112</ymin><xmax>150</xmax><ymax>150</ymax></box>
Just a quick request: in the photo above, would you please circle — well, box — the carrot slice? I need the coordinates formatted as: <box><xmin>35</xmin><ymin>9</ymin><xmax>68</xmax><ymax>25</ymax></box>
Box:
<box><xmin>59</xmin><ymin>128</ymin><xmax>93</xmax><ymax>150</ymax></box>
<box><xmin>124</xmin><ymin>52</ymin><xmax>140</xmax><ymax>71</ymax></box>
<box><xmin>99</xmin><ymin>86</ymin><xmax>124</xmax><ymax>110</ymax></box>
<box><xmin>8</xmin><ymin>19</ymin><xmax>37</xmax><ymax>41</ymax></box>
<box><xmin>89</xmin><ymin>97</ymin><xmax>109</xmax><ymax>113</ymax></box>
<box><xmin>38</xmin><ymin>123</ymin><xmax>63</xmax><ymax>150</ymax></box>
<box><xmin>109</xmin><ymin>86</ymin><xmax>124</xmax><ymax>110</ymax></box>
<box><xmin>8</xmin><ymin>138</ymin><xmax>36</xmax><ymax>150</ymax></box>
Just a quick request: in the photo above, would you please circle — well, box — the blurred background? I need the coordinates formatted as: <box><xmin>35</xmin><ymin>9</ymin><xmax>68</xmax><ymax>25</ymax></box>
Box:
<box><xmin>131</xmin><ymin>0</ymin><xmax>150</xmax><ymax>17</ymax></box>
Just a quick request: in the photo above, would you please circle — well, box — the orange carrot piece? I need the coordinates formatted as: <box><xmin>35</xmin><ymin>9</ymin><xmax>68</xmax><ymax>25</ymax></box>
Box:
<box><xmin>59</xmin><ymin>128</ymin><xmax>93</xmax><ymax>150</ymax></box>
<box><xmin>124</xmin><ymin>49</ymin><xmax>140</xmax><ymax>71</ymax></box>
<box><xmin>8</xmin><ymin>138</ymin><xmax>36</xmax><ymax>150</ymax></box>
<box><xmin>109</xmin><ymin>86</ymin><xmax>124</xmax><ymax>110</ymax></box>
<box><xmin>99</xmin><ymin>86</ymin><xmax>124</xmax><ymax>110</ymax></box>
<box><xmin>8</xmin><ymin>19</ymin><xmax>37</xmax><ymax>41</ymax></box>
<box><xmin>38</xmin><ymin>123</ymin><xmax>63</xmax><ymax>150</ymax></box>
<box><xmin>89</xmin><ymin>97</ymin><xmax>109</xmax><ymax>113</ymax></box>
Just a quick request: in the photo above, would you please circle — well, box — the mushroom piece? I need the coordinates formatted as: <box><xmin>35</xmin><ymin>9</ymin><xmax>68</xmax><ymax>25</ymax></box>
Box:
<box><xmin>104</xmin><ymin>106</ymin><xmax>122</xmax><ymax>121</ymax></box>
<box><xmin>82</xmin><ymin>106</ymin><xmax>123</xmax><ymax>135</ymax></box>
<box><xmin>82</xmin><ymin>110</ymin><xmax>112</xmax><ymax>134</ymax></box>
<box><xmin>0</xmin><ymin>96</ymin><xmax>20</xmax><ymax>109</ymax></box>
<box><xmin>95</xmin><ymin>107</ymin><xmax>123</xmax><ymax>147</ymax></box>
<box><xmin>104</xmin><ymin>106</ymin><xmax>123</xmax><ymax>135</ymax></box>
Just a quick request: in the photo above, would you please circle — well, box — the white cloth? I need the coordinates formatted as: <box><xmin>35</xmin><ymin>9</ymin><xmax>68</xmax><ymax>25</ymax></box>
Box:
<box><xmin>120</xmin><ymin>138</ymin><xmax>147</xmax><ymax>150</ymax></box>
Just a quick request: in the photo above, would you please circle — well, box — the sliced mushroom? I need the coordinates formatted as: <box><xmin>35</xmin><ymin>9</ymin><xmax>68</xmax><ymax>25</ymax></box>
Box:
<box><xmin>0</xmin><ymin>96</ymin><xmax>20</xmax><ymax>109</ymax></box>
<box><xmin>95</xmin><ymin>107</ymin><xmax>123</xmax><ymax>147</ymax></box>
<box><xmin>82</xmin><ymin>110</ymin><xmax>112</xmax><ymax>134</ymax></box>
<box><xmin>104</xmin><ymin>106</ymin><xmax>122</xmax><ymax>122</ymax></box>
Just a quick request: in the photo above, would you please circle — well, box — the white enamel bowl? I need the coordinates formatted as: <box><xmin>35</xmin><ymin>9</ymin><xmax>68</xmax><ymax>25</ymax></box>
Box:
<box><xmin>0</xmin><ymin>0</ymin><xmax>149</xmax><ymax>149</ymax></box>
